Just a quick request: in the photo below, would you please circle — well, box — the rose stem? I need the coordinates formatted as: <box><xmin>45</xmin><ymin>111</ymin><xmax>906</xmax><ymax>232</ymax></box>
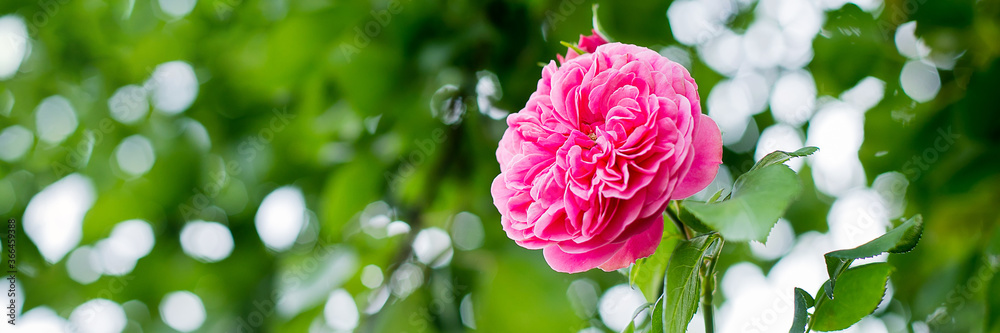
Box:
<box><xmin>664</xmin><ymin>204</ymin><xmax>690</xmax><ymax>240</ymax></box>
<box><xmin>702</xmin><ymin>246</ymin><xmax>721</xmax><ymax>333</ymax></box>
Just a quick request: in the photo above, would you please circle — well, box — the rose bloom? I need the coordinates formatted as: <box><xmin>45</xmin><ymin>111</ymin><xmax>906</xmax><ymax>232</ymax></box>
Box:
<box><xmin>491</xmin><ymin>38</ymin><xmax>723</xmax><ymax>273</ymax></box>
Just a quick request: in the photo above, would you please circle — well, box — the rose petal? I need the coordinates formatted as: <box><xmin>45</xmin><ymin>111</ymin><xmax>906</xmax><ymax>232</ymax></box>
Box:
<box><xmin>543</xmin><ymin>241</ymin><xmax>622</xmax><ymax>273</ymax></box>
<box><xmin>671</xmin><ymin>114</ymin><xmax>723</xmax><ymax>199</ymax></box>
<box><xmin>597</xmin><ymin>214</ymin><xmax>664</xmax><ymax>271</ymax></box>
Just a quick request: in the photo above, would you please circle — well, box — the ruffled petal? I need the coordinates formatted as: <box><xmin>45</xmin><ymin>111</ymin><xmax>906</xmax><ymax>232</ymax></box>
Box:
<box><xmin>671</xmin><ymin>114</ymin><xmax>723</xmax><ymax>199</ymax></box>
<box><xmin>542</xmin><ymin>241</ymin><xmax>622</xmax><ymax>273</ymax></box>
<box><xmin>597</xmin><ymin>214</ymin><xmax>663</xmax><ymax>271</ymax></box>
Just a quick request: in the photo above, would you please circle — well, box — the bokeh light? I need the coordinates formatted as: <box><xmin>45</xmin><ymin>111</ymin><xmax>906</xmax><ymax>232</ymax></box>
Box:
<box><xmin>24</xmin><ymin>174</ymin><xmax>96</xmax><ymax>263</ymax></box>
<box><xmin>180</xmin><ymin>220</ymin><xmax>235</xmax><ymax>262</ymax></box>
<box><xmin>160</xmin><ymin>291</ymin><xmax>207</xmax><ymax>332</ymax></box>
<box><xmin>0</xmin><ymin>15</ymin><xmax>27</xmax><ymax>79</ymax></box>
<box><xmin>33</xmin><ymin>95</ymin><xmax>77</xmax><ymax>145</ymax></box>
<box><xmin>255</xmin><ymin>186</ymin><xmax>307</xmax><ymax>252</ymax></box>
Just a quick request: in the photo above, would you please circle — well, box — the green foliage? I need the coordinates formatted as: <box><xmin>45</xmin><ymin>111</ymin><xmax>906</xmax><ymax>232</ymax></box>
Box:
<box><xmin>749</xmin><ymin>147</ymin><xmax>819</xmax><ymax>173</ymax></box>
<box><xmin>662</xmin><ymin>233</ymin><xmax>723</xmax><ymax>333</ymax></box>
<box><xmin>811</xmin><ymin>263</ymin><xmax>893</xmax><ymax>331</ymax></box>
<box><xmin>786</xmin><ymin>215</ymin><xmax>924</xmax><ymax>332</ymax></box>
<box><xmin>824</xmin><ymin>215</ymin><xmax>923</xmax><ymax>298</ymax></box>
<box><xmin>591</xmin><ymin>4</ymin><xmax>613</xmax><ymax>42</ymax></box>
<box><xmin>622</xmin><ymin>302</ymin><xmax>655</xmax><ymax>333</ymax></box>
<box><xmin>985</xmin><ymin>228</ymin><xmax>1000</xmax><ymax>332</ymax></box>
<box><xmin>560</xmin><ymin>41</ymin><xmax>586</xmax><ymax>55</ymax></box>
<box><xmin>651</xmin><ymin>294</ymin><xmax>664</xmax><ymax>333</ymax></box>
<box><xmin>989</xmin><ymin>273</ymin><xmax>1000</xmax><ymax>333</ymax></box>
<box><xmin>630</xmin><ymin>214</ymin><xmax>685</xmax><ymax>303</ymax></box>
<box><xmin>789</xmin><ymin>287</ymin><xmax>814</xmax><ymax>333</ymax></box>
<box><xmin>671</xmin><ymin>200</ymin><xmax>713</xmax><ymax>234</ymax></box>
<box><xmin>680</xmin><ymin>148</ymin><xmax>815</xmax><ymax>242</ymax></box>
<box><xmin>621</xmin><ymin>322</ymin><xmax>635</xmax><ymax>333</ymax></box>
<box><xmin>682</xmin><ymin>164</ymin><xmax>803</xmax><ymax>242</ymax></box>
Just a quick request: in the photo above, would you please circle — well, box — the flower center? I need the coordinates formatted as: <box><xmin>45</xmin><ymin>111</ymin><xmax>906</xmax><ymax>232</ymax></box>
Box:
<box><xmin>587</xmin><ymin>131</ymin><xmax>598</xmax><ymax>141</ymax></box>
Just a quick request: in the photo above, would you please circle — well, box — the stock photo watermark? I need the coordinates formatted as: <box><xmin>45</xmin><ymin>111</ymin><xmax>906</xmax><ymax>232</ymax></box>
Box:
<box><xmin>740</xmin><ymin>292</ymin><xmax>795</xmax><ymax>333</ymax></box>
<box><xmin>5</xmin><ymin>218</ymin><xmax>15</xmax><ymax>326</ymax></box>
<box><xmin>383</xmin><ymin>128</ymin><xmax>447</xmax><ymax>191</ymax></box>
<box><xmin>544</xmin><ymin>0</ymin><xmax>586</xmax><ymax>30</ymax></box>
<box><xmin>69</xmin><ymin>275</ymin><xmax>136</xmax><ymax>329</ymax></box>
<box><xmin>179</xmin><ymin>107</ymin><xmax>295</xmax><ymax>220</ymax></box>
<box><xmin>877</xmin><ymin>0</ymin><xmax>929</xmax><ymax>40</ymax></box>
<box><xmin>214</xmin><ymin>0</ymin><xmax>244</xmax><ymax>20</ymax></box>
<box><xmin>926</xmin><ymin>255</ymin><xmax>1000</xmax><ymax>327</ymax></box>
<box><xmin>231</xmin><ymin>245</ymin><xmax>340</xmax><ymax>333</ymax></box>
<box><xmin>51</xmin><ymin>118</ymin><xmax>116</xmax><ymax>178</ymax></box>
<box><xmin>3</xmin><ymin>0</ymin><xmax>69</xmax><ymax>53</ymax></box>
<box><xmin>51</xmin><ymin>64</ymin><xmax>174</xmax><ymax>178</ymax></box>
<box><xmin>901</xmin><ymin>126</ymin><xmax>958</xmax><ymax>181</ymax></box>
<box><xmin>402</xmin><ymin>279</ymin><xmax>468</xmax><ymax>333</ymax></box>
<box><xmin>339</xmin><ymin>0</ymin><xmax>413</xmax><ymax>63</ymax></box>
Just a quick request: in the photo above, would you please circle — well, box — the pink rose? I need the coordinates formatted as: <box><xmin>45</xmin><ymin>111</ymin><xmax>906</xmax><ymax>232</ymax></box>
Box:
<box><xmin>558</xmin><ymin>29</ymin><xmax>609</xmax><ymax>64</ymax></box>
<box><xmin>491</xmin><ymin>43</ymin><xmax>723</xmax><ymax>273</ymax></box>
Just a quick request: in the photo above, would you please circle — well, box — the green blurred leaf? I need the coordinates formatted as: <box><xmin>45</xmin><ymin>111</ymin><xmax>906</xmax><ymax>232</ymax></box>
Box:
<box><xmin>985</xmin><ymin>228</ymin><xmax>1000</xmax><ymax>332</ymax></box>
<box><xmin>622</xmin><ymin>302</ymin><xmax>654</xmax><ymax>333</ymax></box>
<box><xmin>560</xmin><ymin>41</ymin><xmax>585</xmax><ymax>55</ymax></box>
<box><xmin>811</xmin><ymin>263</ymin><xmax>893</xmax><ymax>332</ymax></box>
<box><xmin>651</xmin><ymin>294</ymin><xmax>664</xmax><ymax>333</ymax></box>
<box><xmin>591</xmin><ymin>4</ymin><xmax>614</xmax><ymax>42</ymax></box>
<box><xmin>812</xmin><ymin>4</ymin><xmax>885</xmax><ymax>93</ymax></box>
<box><xmin>319</xmin><ymin>153</ymin><xmax>385</xmax><ymax>237</ymax></box>
<box><xmin>630</xmin><ymin>214</ymin><xmax>685</xmax><ymax>303</ymax></box>
<box><xmin>663</xmin><ymin>233</ymin><xmax>723</xmax><ymax>333</ymax></box>
<box><xmin>987</xmin><ymin>260</ymin><xmax>1000</xmax><ymax>333</ymax></box>
<box><xmin>621</xmin><ymin>320</ymin><xmax>635</xmax><ymax>333</ymax></box>
<box><xmin>987</xmin><ymin>226</ymin><xmax>1000</xmax><ymax>257</ymax></box>
<box><xmin>681</xmin><ymin>164</ymin><xmax>803</xmax><ymax>242</ymax></box>
<box><xmin>707</xmin><ymin>188</ymin><xmax>725</xmax><ymax>203</ymax></box>
<box><xmin>749</xmin><ymin>147</ymin><xmax>818</xmax><ymax>173</ymax></box>
<box><xmin>824</xmin><ymin>215</ymin><xmax>923</xmax><ymax>298</ymax></box>
<box><xmin>789</xmin><ymin>287</ymin><xmax>814</xmax><ymax>333</ymax></box>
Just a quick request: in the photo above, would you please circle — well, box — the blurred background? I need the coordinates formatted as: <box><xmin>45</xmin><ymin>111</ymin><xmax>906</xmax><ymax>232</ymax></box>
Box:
<box><xmin>1</xmin><ymin>0</ymin><xmax>999</xmax><ymax>332</ymax></box>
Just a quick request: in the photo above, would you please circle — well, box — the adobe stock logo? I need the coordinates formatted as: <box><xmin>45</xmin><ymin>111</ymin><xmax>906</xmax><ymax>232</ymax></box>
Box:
<box><xmin>339</xmin><ymin>0</ymin><xmax>413</xmax><ymax>63</ymax></box>
<box><xmin>5</xmin><ymin>218</ymin><xmax>15</xmax><ymax>326</ymax></box>
<box><xmin>901</xmin><ymin>127</ymin><xmax>959</xmax><ymax>181</ymax></box>
<box><xmin>384</xmin><ymin>128</ymin><xmax>447</xmax><ymax>191</ymax></box>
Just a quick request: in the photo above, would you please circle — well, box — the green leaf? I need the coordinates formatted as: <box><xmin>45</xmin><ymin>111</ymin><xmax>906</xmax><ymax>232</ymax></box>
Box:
<box><xmin>621</xmin><ymin>319</ymin><xmax>636</xmax><ymax>333</ymax></box>
<box><xmin>681</xmin><ymin>164</ymin><xmax>802</xmax><ymax>242</ymax></box>
<box><xmin>988</xmin><ymin>268</ymin><xmax>1000</xmax><ymax>333</ymax></box>
<box><xmin>707</xmin><ymin>188</ymin><xmax>725</xmax><ymax>203</ymax></box>
<box><xmin>988</xmin><ymin>226</ymin><xmax>1000</xmax><ymax>256</ymax></box>
<box><xmin>560</xmin><ymin>41</ymin><xmax>585</xmax><ymax>55</ymax></box>
<box><xmin>663</xmin><ymin>233</ymin><xmax>723</xmax><ymax>333</ymax></box>
<box><xmin>622</xmin><ymin>302</ymin><xmax>652</xmax><ymax>333</ymax></box>
<box><xmin>789</xmin><ymin>288</ymin><xmax>815</xmax><ymax>333</ymax></box>
<box><xmin>983</xmin><ymin>228</ymin><xmax>1000</xmax><ymax>331</ymax></box>
<box><xmin>651</xmin><ymin>294</ymin><xmax>664</xmax><ymax>333</ymax></box>
<box><xmin>823</xmin><ymin>215</ymin><xmax>923</xmax><ymax>298</ymax></box>
<box><xmin>671</xmin><ymin>201</ymin><xmax>712</xmax><ymax>234</ymax></box>
<box><xmin>749</xmin><ymin>147</ymin><xmax>819</xmax><ymax>173</ymax></box>
<box><xmin>591</xmin><ymin>4</ymin><xmax>614</xmax><ymax>42</ymax></box>
<box><xmin>630</xmin><ymin>214</ymin><xmax>685</xmax><ymax>303</ymax></box>
<box><xmin>811</xmin><ymin>263</ymin><xmax>893</xmax><ymax>331</ymax></box>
